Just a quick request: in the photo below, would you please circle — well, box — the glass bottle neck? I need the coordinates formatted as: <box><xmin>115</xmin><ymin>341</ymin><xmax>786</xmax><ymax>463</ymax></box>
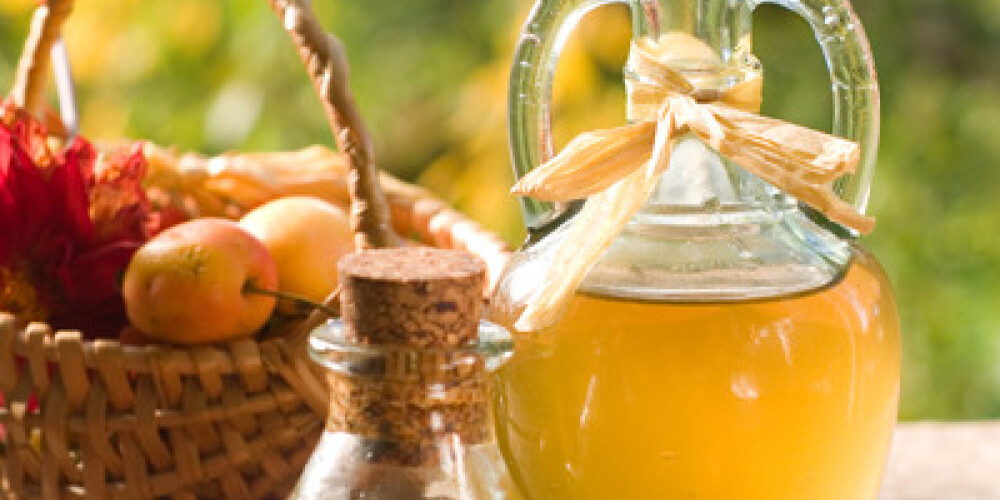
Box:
<box><xmin>317</xmin><ymin>352</ymin><xmax>488</xmax><ymax>466</ymax></box>
<box><xmin>309</xmin><ymin>320</ymin><xmax>513</xmax><ymax>465</ymax></box>
<box><xmin>631</xmin><ymin>0</ymin><xmax>755</xmax><ymax>64</ymax></box>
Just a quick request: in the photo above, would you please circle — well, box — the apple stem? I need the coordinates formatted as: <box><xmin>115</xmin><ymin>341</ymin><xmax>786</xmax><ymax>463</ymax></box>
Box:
<box><xmin>243</xmin><ymin>283</ymin><xmax>340</xmax><ymax>318</ymax></box>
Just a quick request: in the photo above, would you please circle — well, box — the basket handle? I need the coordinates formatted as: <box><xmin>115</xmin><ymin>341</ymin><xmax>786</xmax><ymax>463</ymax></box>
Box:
<box><xmin>9</xmin><ymin>0</ymin><xmax>72</xmax><ymax>119</ymax></box>
<box><xmin>10</xmin><ymin>0</ymin><xmax>396</xmax><ymax>251</ymax></box>
<box><xmin>264</xmin><ymin>0</ymin><xmax>396</xmax><ymax>250</ymax></box>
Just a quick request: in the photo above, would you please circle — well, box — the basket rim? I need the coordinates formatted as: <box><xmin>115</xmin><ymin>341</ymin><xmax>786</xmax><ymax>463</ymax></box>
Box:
<box><xmin>0</xmin><ymin>312</ymin><xmax>287</xmax><ymax>375</ymax></box>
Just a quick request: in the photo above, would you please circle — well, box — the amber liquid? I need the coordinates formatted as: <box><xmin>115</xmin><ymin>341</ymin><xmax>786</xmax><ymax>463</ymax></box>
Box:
<box><xmin>492</xmin><ymin>249</ymin><xmax>900</xmax><ymax>500</ymax></box>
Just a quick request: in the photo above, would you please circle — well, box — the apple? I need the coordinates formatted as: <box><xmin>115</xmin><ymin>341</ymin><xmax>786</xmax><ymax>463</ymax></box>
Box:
<box><xmin>239</xmin><ymin>196</ymin><xmax>354</xmax><ymax>308</ymax></box>
<box><xmin>122</xmin><ymin>218</ymin><xmax>278</xmax><ymax>345</ymax></box>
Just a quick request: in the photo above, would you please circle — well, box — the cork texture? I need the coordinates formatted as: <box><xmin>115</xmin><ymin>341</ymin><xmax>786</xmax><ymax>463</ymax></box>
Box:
<box><xmin>329</xmin><ymin>248</ymin><xmax>490</xmax><ymax>467</ymax></box>
<box><xmin>338</xmin><ymin>247</ymin><xmax>485</xmax><ymax>347</ymax></box>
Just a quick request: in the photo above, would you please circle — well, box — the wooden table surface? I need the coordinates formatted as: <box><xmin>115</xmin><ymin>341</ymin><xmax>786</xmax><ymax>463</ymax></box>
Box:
<box><xmin>879</xmin><ymin>421</ymin><xmax>1000</xmax><ymax>500</ymax></box>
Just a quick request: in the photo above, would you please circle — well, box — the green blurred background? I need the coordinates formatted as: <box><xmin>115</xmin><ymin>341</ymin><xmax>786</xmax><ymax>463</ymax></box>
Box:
<box><xmin>1</xmin><ymin>0</ymin><xmax>997</xmax><ymax>419</ymax></box>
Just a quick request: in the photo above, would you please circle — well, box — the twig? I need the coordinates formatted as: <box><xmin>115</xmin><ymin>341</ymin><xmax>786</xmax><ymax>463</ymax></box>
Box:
<box><xmin>243</xmin><ymin>283</ymin><xmax>340</xmax><ymax>318</ymax></box>
<box><xmin>286</xmin><ymin>287</ymin><xmax>341</xmax><ymax>349</ymax></box>
<box><xmin>11</xmin><ymin>0</ymin><xmax>74</xmax><ymax>118</ymax></box>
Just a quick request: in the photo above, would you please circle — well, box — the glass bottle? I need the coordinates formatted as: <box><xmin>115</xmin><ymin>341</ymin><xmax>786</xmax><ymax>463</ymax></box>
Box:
<box><xmin>491</xmin><ymin>1</ymin><xmax>899</xmax><ymax>500</ymax></box>
<box><xmin>289</xmin><ymin>249</ymin><xmax>522</xmax><ymax>500</ymax></box>
<box><xmin>289</xmin><ymin>319</ymin><xmax>519</xmax><ymax>500</ymax></box>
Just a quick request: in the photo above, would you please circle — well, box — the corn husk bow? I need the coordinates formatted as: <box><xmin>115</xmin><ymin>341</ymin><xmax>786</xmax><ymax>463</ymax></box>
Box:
<box><xmin>510</xmin><ymin>35</ymin><xmax>875</xmax><ymax>332</ymax></box>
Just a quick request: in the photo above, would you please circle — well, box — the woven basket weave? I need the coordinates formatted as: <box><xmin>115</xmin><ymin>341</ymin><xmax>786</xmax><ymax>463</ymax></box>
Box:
<box><xmin>0</xmin><ymin>2</ymin><xmax>510</xmax><ymax>499</ymax></box>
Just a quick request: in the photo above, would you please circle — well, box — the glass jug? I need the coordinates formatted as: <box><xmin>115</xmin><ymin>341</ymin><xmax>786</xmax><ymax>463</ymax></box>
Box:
<box><xmin>490</xmin><ymin>1</ymin><xmax>900</xmax><ymax>499</ymax></box>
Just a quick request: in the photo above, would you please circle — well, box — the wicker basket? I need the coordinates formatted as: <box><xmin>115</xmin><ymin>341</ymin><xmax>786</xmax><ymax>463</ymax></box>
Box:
<box><xmin>0</xmin><ymin>2</ymin><xmax>510</xmax><ymax>499</ymax></box>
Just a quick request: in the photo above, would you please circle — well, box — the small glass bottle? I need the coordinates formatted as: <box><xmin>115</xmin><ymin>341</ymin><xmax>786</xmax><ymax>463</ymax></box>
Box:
<box><xmin>288</xmin><ymin>248</ymin><xmax>521</xmax><ymax>500</ymax></box>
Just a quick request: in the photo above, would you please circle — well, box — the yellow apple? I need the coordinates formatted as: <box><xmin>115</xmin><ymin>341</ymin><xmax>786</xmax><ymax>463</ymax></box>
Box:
<box><xmin>239</xmin><ymin>196</ymin><xmax>354</xmax><ymax>307</ymax></box>
<box><xmin>122</xmin><ymin>218</ymin><xmax>278</xmax><ymax>345</ymax></box>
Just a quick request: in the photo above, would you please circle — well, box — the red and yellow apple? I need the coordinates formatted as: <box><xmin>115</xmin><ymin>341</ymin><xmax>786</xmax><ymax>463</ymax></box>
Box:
<box><xmin>122</xmin><ymin>218</ymin><xmax>278</xmax><ymax>345</ymax></box>
<box><xmin>239</xmin><ymin>196</ymin><xmax>354</xmax><ymax>307</ymax></box>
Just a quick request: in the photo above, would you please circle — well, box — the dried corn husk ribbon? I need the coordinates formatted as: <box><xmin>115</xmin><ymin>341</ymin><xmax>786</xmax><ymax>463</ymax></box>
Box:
<box><xmin>510</xmin><ymin>34</ymin><xmax>875</xmax><ymax>332</ymax></box>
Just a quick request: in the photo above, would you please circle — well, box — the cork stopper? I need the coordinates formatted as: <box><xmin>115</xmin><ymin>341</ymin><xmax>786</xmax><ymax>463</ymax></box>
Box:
<box><xmin>326</xmin><ymin>248</ymin><xmax>489</xmax><ymax>467</ymax></box>
<box><xmin>338</xmin><ymin>247</ymin><xmax>485</xmax><ymax>348</ymax></box>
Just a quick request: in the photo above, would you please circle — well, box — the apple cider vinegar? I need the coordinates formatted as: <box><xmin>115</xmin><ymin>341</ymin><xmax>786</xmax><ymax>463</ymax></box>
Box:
<box><xmin>492</xmin><ymin>249</ymin><xmax>900</xmax><ymax>500</ymax></box>
<box><xmin>500</xmin><ymin>0</ymin><xmax>897</xmax><ymax>494</ymax></box>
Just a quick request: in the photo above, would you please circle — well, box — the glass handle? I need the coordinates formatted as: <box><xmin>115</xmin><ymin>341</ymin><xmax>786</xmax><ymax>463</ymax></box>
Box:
<box><xmin>509</xmin><ymin>0</ymin><xmax>635</xmax><ymax>233</ymax></box>
<box><xmin>754</xmin><ymin>0</ymin><xmax>880</xmax><ymax>215</ymax></box>
<box><xmin>510</xmin><ymin>0</ymin><xmax>876</xmax><ymax>232</ymax></box>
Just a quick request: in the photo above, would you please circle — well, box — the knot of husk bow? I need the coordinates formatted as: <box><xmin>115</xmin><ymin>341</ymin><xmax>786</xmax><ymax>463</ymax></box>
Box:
<box><xmin>510</xmin><ymin>34</ymin><xmax>875</xmax><ymax>332</ymax></box>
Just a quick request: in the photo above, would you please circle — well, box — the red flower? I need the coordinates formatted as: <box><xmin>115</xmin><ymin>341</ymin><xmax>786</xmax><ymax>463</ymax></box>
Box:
<box><xmin>0</xmin><ymin>102</ymin><xmax>150</xmax><ymax>337</ymax></box>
